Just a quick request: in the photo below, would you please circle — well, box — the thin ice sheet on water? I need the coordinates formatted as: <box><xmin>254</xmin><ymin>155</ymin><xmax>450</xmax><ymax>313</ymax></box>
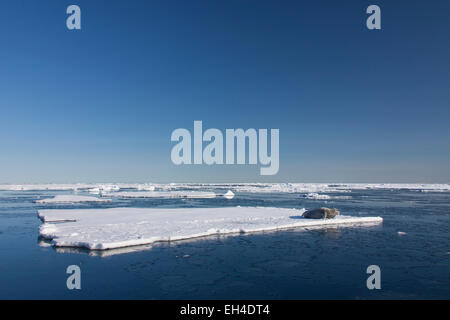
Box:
<box><xmin>38</xmin><ymin>207</ymin><xmax>383</xmax><ymax>250</ymax></box>
<box><xmin>36</xmin><ymin>195</ymin><xmax>111</xmax><ymax>204</ymax></box>
<box><xmin>103</xmin><ymin>191</ymin><xmax>217</xmax><ymax>199</ymax></box>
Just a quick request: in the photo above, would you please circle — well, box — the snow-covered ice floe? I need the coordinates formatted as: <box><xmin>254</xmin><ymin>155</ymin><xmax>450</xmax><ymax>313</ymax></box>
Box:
<box><xmin>303</xmin><ymin>193</ymin><xmax>352</xmax><ymax>200</ymax></box>
<box><xmin>88</xmin><ymin>184</ymin><xmax>120</xmax><ymax>194</ymax></box>
<box><xmin>223</xmin><ymin>183</ymin><xmax>450</xmax><ymax>193</ymax></box>
<box><xmin>38</xmin><ymin>207</ymin><xmax>382</xmax><ymax>250</ymax></box>
<box><xmin>223</xmin><ymin>190</ymin><xmax>235</xmax><ymax>199</ymax></box>
<box><xmin>35</xmin><ymin>195</ymin><xmax>111</xmax><ymax>204</ymax></box>
<box><xmin>304</xmin><ymin>193</ymin><xmax>331</xmax><ymax>200</ymax></box>
<box><xmin>1</xmin><ymin>183</ymin><xmax>449</xmax><ymax>192</ymax></box>
<box><xmin>136</xmin><ymin>184</ymin><xmax>155</xmax><ymax>191</ymax></box>
<box><xmin>102</xmin><ymin>190</ymin><xmax>233</xmax><ymax>199</ymax></box>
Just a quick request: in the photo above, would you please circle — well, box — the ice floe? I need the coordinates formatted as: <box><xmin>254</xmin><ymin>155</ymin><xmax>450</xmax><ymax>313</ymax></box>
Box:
<box><xmin>0</xmin><ymin>184</ymin><xmax>94</xmax><ymax>191</ymax></box>
<box><xmin>136</xmin><ymin>184</ymin><xmax>156</xmax><ymax>191</ymax></box>
<box><xmin>1</xmin><ymin>183</ymin><xmax>449</xmax><ymax>193</ymax></box>
<box><xmin>302</xmin><ymin>193</ymin><xmax>352</xmax><ymax>200</ymax></box>
<box><xmin>88</xmin><ymin>184</ymin><xmax>120</xmax><ymax>194</ymax></box>
<box><xmin>223</xmin><ymin>190</ymin><xmax>235</xmax><ymax>199</ymax></box>
<box><xmin>304</xmin><ymin>193</ymin><xmax>331</xmax><ymax>200</ymax></box>
<box><xmin>223</xmin><ymin>183</ymin><xmax>450</xmax><ymax>193</ymax></box>
<box><xmin>36</xmin><ymin>195</ymin><xmax>111</xmax><ymax>204</ymax></box>
<box><xmin>38</xmin><ymin>207</ymin><xmax>383</xmax><ymax>250</ymax></box>
<box><xmin>144</xmin><ymin>183</ymin><xmax>450</xmax><ymax>194</ymax></box>
<box><xmin>103</xmin><ymin>191</ymin><xmax>217</xmax><ymax>199</ymax></box>
<box><xmin>103</xmin><ymin>190</ymin><xmax>234</xmax><ymax>199</ymax></box>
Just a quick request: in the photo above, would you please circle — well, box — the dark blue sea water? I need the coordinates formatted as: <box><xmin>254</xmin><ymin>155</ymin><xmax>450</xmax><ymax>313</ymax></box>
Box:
<box><xmin>0</xmin><ymin>188</ymin><xmax>449</xmax><ymax>299</ymax></box>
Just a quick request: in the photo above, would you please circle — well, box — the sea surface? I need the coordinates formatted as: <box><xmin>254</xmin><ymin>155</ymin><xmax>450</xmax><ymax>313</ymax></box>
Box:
<box><xmin>0</xmin><ymin>185</ymin><xmax>449</xmax><ymax>299</ymax></box>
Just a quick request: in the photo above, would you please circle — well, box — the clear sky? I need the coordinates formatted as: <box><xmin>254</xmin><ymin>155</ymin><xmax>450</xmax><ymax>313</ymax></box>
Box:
<box><xmin>0</xmin><ymin>0</ymin><xmax>449</xmax><ymax>183</ymax></box>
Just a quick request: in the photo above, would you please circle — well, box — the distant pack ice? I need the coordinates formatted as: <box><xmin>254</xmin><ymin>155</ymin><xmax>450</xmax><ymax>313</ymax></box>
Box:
<box><xmin>1</xmin><ymin>183</ymin><xmax>449</xmax><ymax>192</ymax></box>
<box><xmin>38</xmin><ymin>207</ymin><xmax>383</xmax><ymax>250</ymax></box>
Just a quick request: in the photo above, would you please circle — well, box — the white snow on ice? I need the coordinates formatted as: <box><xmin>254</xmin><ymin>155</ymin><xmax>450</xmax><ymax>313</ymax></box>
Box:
<box><xmin>304</xmin><ymin>193</ymin><xmax>332</xmax><ymax>200</ymax></box>
<box><xmin>222</xmin><ymin>183</ymin><xmax>450</xmax><ymax>193</ymax></box>
<box><xmin>35</xmin><ymin>195</ymin><xmax>111</xmax><ymax>204</ymax></box>
<box><xmin>303</xmin><ymin>193</ymin><xmax>352</xmax><ymax>200</ymax></box>
<box><xmin>38</xmin><ymin>207</ymin><xmax>382</xmax><ymax>250</ymax></box>
<box><xmin>103</xmin><ymin>191</ymin><xmax>217</xmax><ymax>199</ymax></box>
<box><xmin>223</xmin><ymin>190</ymin><xmax>235</xmax><ymax>199</ymax></box>
<box><xmin>88</xmin><ymin>184</ymin><xmax>120</xmax><ymax>194</ymax></box>
<box><xmin>136</xmin><ymin>184</ymin><xmax>156</xmax><ymax>191</ymax></box>
<box><xmin>2</xmin><ymin>183</ymin><xmax>449</xmax><ymax>193</ymax></box>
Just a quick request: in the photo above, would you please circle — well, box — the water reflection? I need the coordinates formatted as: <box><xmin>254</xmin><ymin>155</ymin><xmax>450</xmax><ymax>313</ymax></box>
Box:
<box><xmin>37</xmin><ymin>222</ymin><xmax>382</xmax><ymax>257</ymax></box>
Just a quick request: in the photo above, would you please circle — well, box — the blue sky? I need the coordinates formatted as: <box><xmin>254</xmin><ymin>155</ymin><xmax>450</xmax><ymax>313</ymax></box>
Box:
<box><xmin>0</xmin><ymin>0</ymin><xmax>449</xmax><ymax>183</ymax></box>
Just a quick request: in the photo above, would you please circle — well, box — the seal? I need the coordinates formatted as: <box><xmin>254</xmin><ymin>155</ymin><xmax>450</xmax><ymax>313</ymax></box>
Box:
<box><xmin>302</xmin><ymin>207</ymin><xmax>340</xmax><ymax>219</ymax></box>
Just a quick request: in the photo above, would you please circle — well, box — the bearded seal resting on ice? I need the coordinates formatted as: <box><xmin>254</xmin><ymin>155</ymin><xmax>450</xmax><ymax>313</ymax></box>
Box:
<box><xmin>302</xmin><ymin>207</ymin><xmax>340</xmax><ymax>219</ymax></box>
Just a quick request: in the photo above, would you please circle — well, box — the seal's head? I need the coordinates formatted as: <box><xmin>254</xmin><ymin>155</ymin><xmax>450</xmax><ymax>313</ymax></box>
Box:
<box><xmin>322</xmin><ymin>207</ymin><xmax>340</xmax><ymax>218</ymax></box>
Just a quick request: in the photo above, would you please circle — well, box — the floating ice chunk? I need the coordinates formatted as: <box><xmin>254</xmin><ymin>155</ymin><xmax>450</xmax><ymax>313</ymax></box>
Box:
<box><xmin>87</xmin><ymin>184</ymin><xmax>120</xmax><ymax>194</ymax></box>
<box><xmin>0</xmin><ymin>184</ymin><xmax>95</xmax><ymax>191</ymax></box>
<box><xmin>304</xmin><ymin>193</ymin><xmax>331</xmax><ymax>200</ymax></box>
<box><xmin>103</xmin><ymin>191</ymin><xmax>217</xmax><ymax>199</ymax></box>
<box><xmin>88</xmin><ymin>188</ymin><xmax>101</xmax><ymax>194</ymax></box>
<box><xmin>302</xmin><ymin>193</ymin><xmax>352</xmax><ymax>200</ymax></box>
<box><xmin>36</xmin><ymin>195</ymin><xmax>111</xmax><ymax>204</ymax></box>
<box><xmin>222</xmin><ymin>190</ymin><xmax>235</xmax><ymax>199</ymax></box>
<box><xmin>136</xmin><ymin>185</ymin><xmax>155</xmax><ymax>191</ymax></box>
<box><xmin>38</xmin><ymin>207</ymin><xmax>383</xmax><ymax>250</ymax></box>
<box><xmin>101</xmin><ymin>185</ymin><xmax>120</xmax><ymax>192</ymax></box>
